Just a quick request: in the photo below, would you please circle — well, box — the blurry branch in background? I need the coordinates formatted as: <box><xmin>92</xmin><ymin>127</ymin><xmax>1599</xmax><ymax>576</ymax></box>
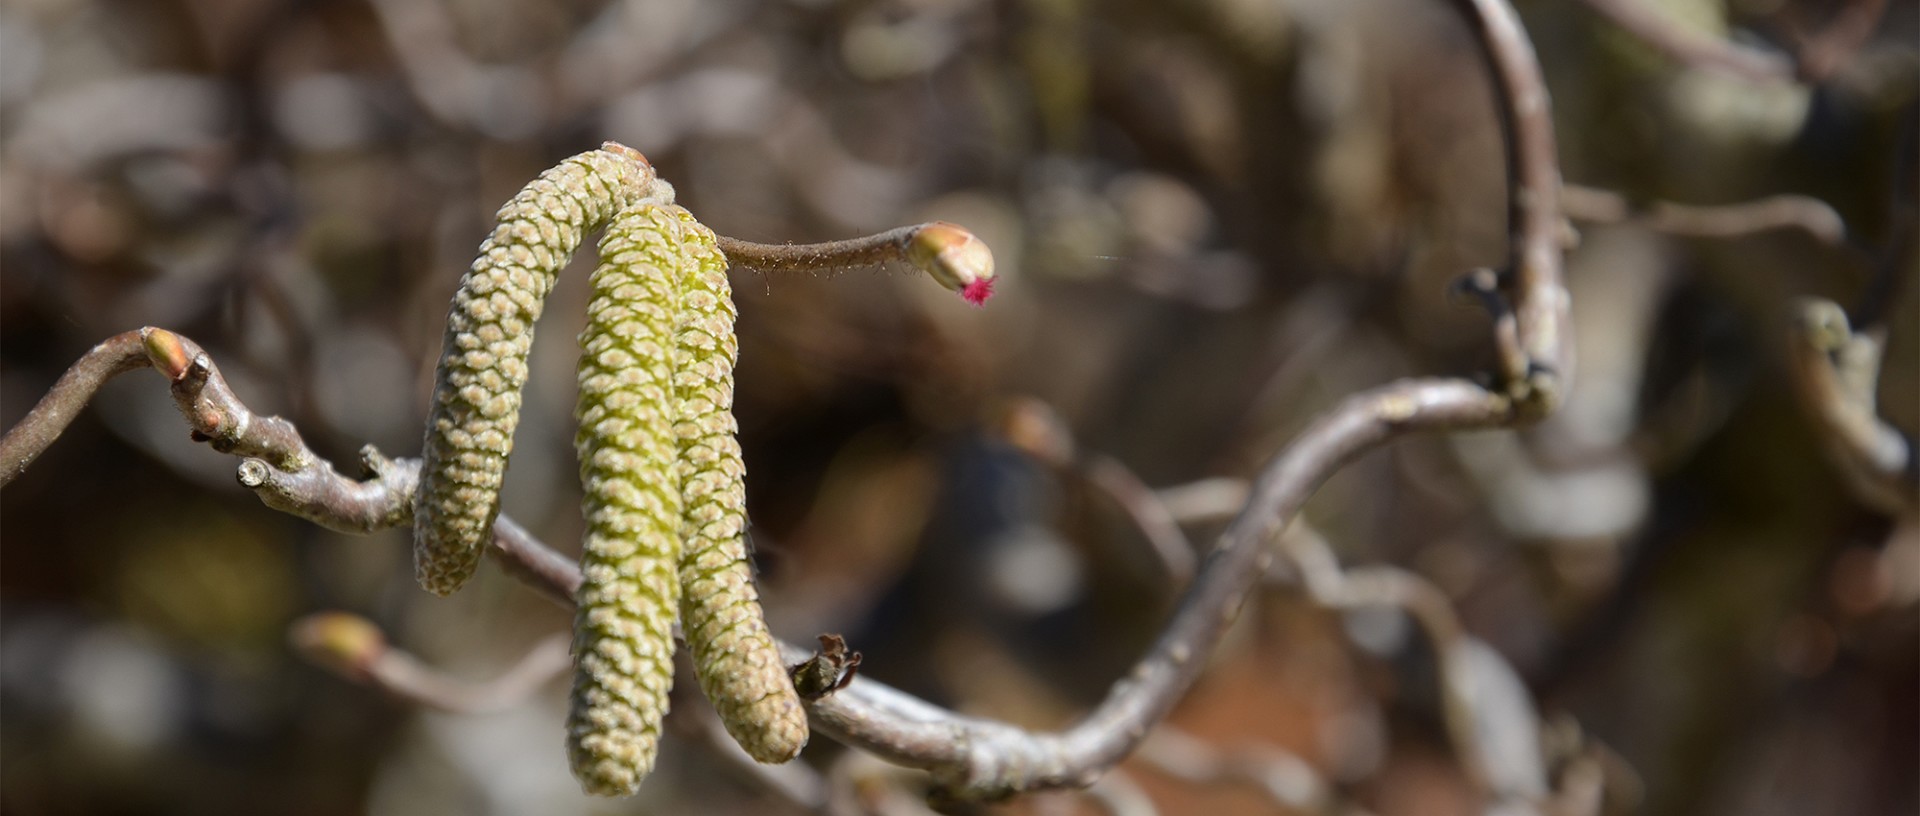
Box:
<box><xmin>1574</xmin><ymin>0</ymin><xmax>1887</xmax><ymax>83</ymax></box>
<box><xmin>291</xmin><ymin>613</ymin><xmax>572</xmax><ymax>714</ymax></box>
<box><xmin>1560</xmin><ymin>184</ymin><xmax>1848</xmax><ymax>246</ymax></box>
<box><xmin>669</xmin><ymin>672</ymin><xmax>835</xmax><ymax>815</ymax></box>
<box><xmin>1080</xmin><ymin>770</ymin><xmax>1159</xmax><ymax>816</ymax></box>
<box><xmin>298</xmin><ymin>609</ymin><xmax>840</xmax><ymax>813</ymax></box>
<box><xmin>995</xmin><ymin>397</ymin><xmax>1199</xmax><ymax>587</ymax></box>
<box><xmin>0</xmin><ymin>0</ymin><xmax>1580</xmax><ymax>806</ymax></box>
<box><xmin>0</xmin><ymin>328</ymin><xmax>1562</xmax><ymax>805</ymax></box>
<box><xmin>1153</xmin><ymin>477</ymin><xmax>1253</xmax><ymax>525</ymax></box>
<box><xmin>1786</xmin><ymin>299</ymin><xmax>1917</xmax><ymax>517</ymax></box>
<box><xmin>1135</xmin><ymin>727</ymin><xmax>1353</xmax><ymax>815</ymax></box>
<box><xmin>995</xmin><ymin>395</ymin><xmax>1617</xmax><ymax>807</ymax></box>
<box><xmin>1447</xmin><ymin>0</ymin><xmax>1569</xmax><ymax>411</ymax></box>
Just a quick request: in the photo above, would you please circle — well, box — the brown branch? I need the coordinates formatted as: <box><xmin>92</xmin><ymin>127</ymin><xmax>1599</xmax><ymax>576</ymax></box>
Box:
<box><xmin>290</xmin><ymin>612</ymin><xmax>573</xmax><ymax>714</ymax></box>
<box><xmin>1449</xmin><ymin>0</ymin><xmax>1570</xmax><ymax>413</ymax></box>
<box><xmin>1272</xmin><ymin>523</ymin><xmax>1546</xmax><ymax>801</ymax></box>
<box><xmin>1134</xmin><ymin>727</ymin><xmax>1350</xmax><ymax>815</ymax></box>
<box><xmin>995</xmin><ymin>397</ymin><xmax>1199</xmax><ymax>587</ymax></box>
<box><xmin>1561</xmin><ymin>184</ymin><xmax>1848</xmax><ymax>246</ymax></box>
<box><xmin>799</xmin><ymin>380</ymin><xmax>1518</xmax><ymax>799</ymax></box>
<box><xmin>717</xmin><ymin>222</ymin><xmax>997</xmax><ymax>305</ymax></box>
<box><xmin>0</xmin><ymin>330</ymin><xmax>151</xmax><ymax>487</ymax></box>
<box><xmin>0</xmin><ymin>324</ymin><xmax>1529</xmax><ymax>799</ymax></box>
<box><xmin>0</xmin><ymin>327</ymin><xmax>323</xmax><ymax>487</ymax></box>
<box><xmin>1153</xmin><ymin>478</ymin><xmax>1251</xmax><ymax>525</ymax></box>
<box><xmin>0</xmin><ymin>1</ymin><xmax>1569</xmax><ymax>795</ymax></box>
<box><xmin>671</xmin><ymin>667</ymin><xmax>832</xmax><ymax>814</ymax></box>
<box><xmin>1082</xmin><ymin>769</ymin><xmax>1159</xmax><ymax>816</ymax></box>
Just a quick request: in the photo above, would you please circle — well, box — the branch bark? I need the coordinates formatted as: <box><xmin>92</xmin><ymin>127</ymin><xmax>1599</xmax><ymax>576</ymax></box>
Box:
<box><xmin>1561</xmin><ymin>184</ymin><xmax>1848</xmax><ymax>246</ymax></box>
<box><xmin>1449</xmin><ymin>0</ymin><xmax>1569</xmax><ymax>414</ymax></box>
<box><xmin>0</xmin><ymin>0</ymin><xmax>1573</xmax><ymax>801</ymax></box>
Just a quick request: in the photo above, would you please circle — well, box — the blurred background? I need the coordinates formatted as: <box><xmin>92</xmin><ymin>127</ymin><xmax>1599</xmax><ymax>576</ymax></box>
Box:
<box><xmin>0</xmin><ymin>0</ymin><xmax>1915</xmax><ymax>813</ymax></box>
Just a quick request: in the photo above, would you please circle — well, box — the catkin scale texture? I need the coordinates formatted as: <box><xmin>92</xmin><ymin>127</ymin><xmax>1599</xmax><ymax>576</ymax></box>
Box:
<box><xmin>566</xmin><ymin>204</ymin><xmax>687</xmax><ymax>796</ymax></box>
<box><xmin>669</xmin><ymin>210</ymin><xmax>810</xmax><ymax>764</ymax></box>
<box><xmin>414</xmin><ymin>149</ymin><xmax>652</xmax><ymax>596</ymax></box>
<box><xmin>412</xmin><ymin>143</ymin><xmax>809</xmax><ymax>797</ymax></box>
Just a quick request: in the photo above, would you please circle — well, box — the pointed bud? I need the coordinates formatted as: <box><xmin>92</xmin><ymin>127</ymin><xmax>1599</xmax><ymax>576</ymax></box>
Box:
<box><xmin>141</xmin><ymin>327</ymin><xmax>192</xmax><ymax>381</ymax></box>
<box><xmin>906</xmin><ymin>222</ymin><xmax>995</xmax><ymax>304</ymax></box>
<box><xmin>290</xmin><ymin>612</ymin><xmax>387</xmax><ymax>679</ymax></box>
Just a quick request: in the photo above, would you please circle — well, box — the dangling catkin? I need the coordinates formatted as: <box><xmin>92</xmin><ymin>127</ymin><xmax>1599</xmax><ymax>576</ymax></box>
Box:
<box><xmin>666</xmin><ymin>208</ymin><xmax>808</xmax><ymax>764</ymax></box>
<box><xmin>414</xmin><ymin>147</ymin><xmax>653</xmax><ymax>596</ymax></box>
<box><xmin>566</xmin><ymin>202</ymin><xmax>688</xmax><ymax>796</ymax></box>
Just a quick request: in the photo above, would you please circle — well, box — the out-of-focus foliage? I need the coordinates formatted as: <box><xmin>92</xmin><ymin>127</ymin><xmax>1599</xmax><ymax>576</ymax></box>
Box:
<box><xmin>0</xmin><ymin>0</ymin><xmax>1913</xmax><ymax>814</ymax></box>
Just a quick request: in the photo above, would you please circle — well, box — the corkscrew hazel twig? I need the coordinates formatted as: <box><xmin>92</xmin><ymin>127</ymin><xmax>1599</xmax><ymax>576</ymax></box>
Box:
<box><xmin>0</xmin><ymin>0</ymin><xmax>1574</xmax><ymax>800</ymax></box>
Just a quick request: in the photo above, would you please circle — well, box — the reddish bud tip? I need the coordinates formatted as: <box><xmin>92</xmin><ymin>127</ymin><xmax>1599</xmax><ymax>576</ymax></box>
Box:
<box><xmin>961</xmin><ymin>277</ymin><xmax>995</xmax><ymax>305</ymax></box>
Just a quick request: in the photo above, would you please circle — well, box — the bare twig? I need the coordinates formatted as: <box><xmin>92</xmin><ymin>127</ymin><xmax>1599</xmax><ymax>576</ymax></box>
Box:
<box><xmin>0</xmin><ymin>324</ymin><xmax>1526</xmax><ymax>800</ymax></box>
<box><xmin>717</xmin><ymin>222</ymin><xmax>997</xmax><ymax>304</ymax></box>
<box><xmin>0</xmin><ymin>0</ymin><xmax>1573</xmax><ymax>799</ymax></box>
<box><xmin>1561</xmin><ymin>184</ymin><xmax>1848</xmax><ymax>246</ymax></box>
<box><xmin>996</xmin><ymin>397</ymin><xmax>1199</xmax><ymax>586</ymax></box>
<box><xmin>792</xmin><ymin>380</ymin><xmax>1518</xmax><ymax>799</ymax></box>
<box><xmin>1153</xmin><ymin>478</ymin><xmax>1251</xmax><ymax>525</ymax></box>
<box><xmin>1082</xmin><ymin>769</ymin><xmax>1159</xmax><ymax>816</ymax></box>
<box><xmin>290</xmin><ymin>612</ymin><xmax>572</xmax><ymax>714</ymax></box>
<box><xmin>672</xmin><ymin>674</ymin><xmax>832</xmax><ymax>814</ymax></box>
<box><xmin>1447</xmin><ymin>0</ymin><xmax>1570</xmax><ymax>412</ymax></box>
<box><xmin>1135</xmin><ymin>727</ymin><xmax>1348</xmax><ymax>814</ymax></box>
<box><xmin>0</xmin><ymin>327</ymin><xmax>331</xmax><ymax>488</ymax></box>
<box><xmin>0</xmin><ymin>330</ymin><xmax>151</xmax><ymax>487</ymax></box>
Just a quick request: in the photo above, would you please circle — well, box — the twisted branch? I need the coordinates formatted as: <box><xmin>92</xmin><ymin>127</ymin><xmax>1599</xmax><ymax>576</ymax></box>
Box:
<box><xmin>1447</xmin><ymin>0</ymin><xmax>1569</xmax><ymax>412</ymax></box>
<box><xmin>1561</xmin><ymin>184</ymin><xmax>1848</xmax><ymax>246</ymax></box>
<box><xmin>0</xmin><ymin>324</ymin><xmax>1521</xmax><ymax>799</ymax></box>
<box><xmin>0</xmin><ymin>0</ymin><xmax>1570</xmax><ymax>801</ymax></box>
<box><xmin>291</xmin><ymin>612</ymin><xmax>573</xmax><ymax>714</ymax></box>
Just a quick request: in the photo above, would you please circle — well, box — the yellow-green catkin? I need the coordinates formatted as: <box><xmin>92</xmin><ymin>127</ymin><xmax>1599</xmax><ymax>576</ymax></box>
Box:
<box><xmin>566</xmin><ymin>203</ymin><xmax>687</xmax><ymax>796</ymax></box>
<box><xmin>667</xmin><ymin>208</ymin><xmax>809</xmax><ymax>765</ymax></box>
<box><xmin>414</xmin><ymin>148</ymin><xmax>653</xmax><ymax>596</ymax></box>
<box><xmin>414</xmin><ymin>142</ymin><xmax>809</xmax><ymax>797</ymax></box>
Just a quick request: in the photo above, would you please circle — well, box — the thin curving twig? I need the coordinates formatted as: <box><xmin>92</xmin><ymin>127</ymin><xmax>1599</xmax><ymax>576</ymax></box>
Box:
<box><xmin>995</xmin><ymin>397</ymin><xmax>1199</xmax><ymax>587</ymax></box>
<box><xmin>1447</xmin><ymin>0</ymin><xmax>1569</xmax><ymax>413</ymax></box>
<box><xmin>1561</xmin><ymin>184</ymin><xmax>1848</xmax><ymax>246</ymax></box>
<box><xmin>0</xmin><ymin>324</ymin><xmax>1522</xmax><ymax>800</ymax></box>
<box><xmin>0</xmin><ymin>330</ymin><xmax>152</xmax><ymax>487</ymax></box>
<box><xmin>0</xmin><ymin>0</ymin><xmax>1573</xmax><ymax>799</ymax></box>
<box><xmin>291</xmin><ymin>612</ymin><xmax>573</xmax><ymax>714</ymax></box>
<box><xmin>717</xmin><ymin>222</ymin><xmax>998</xmax><ymax>305</ymax></box>
<box><xmin>1134</xmin><ymin>727</ymin><xmax>1350</xmax><ymax>814</ymax></box>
